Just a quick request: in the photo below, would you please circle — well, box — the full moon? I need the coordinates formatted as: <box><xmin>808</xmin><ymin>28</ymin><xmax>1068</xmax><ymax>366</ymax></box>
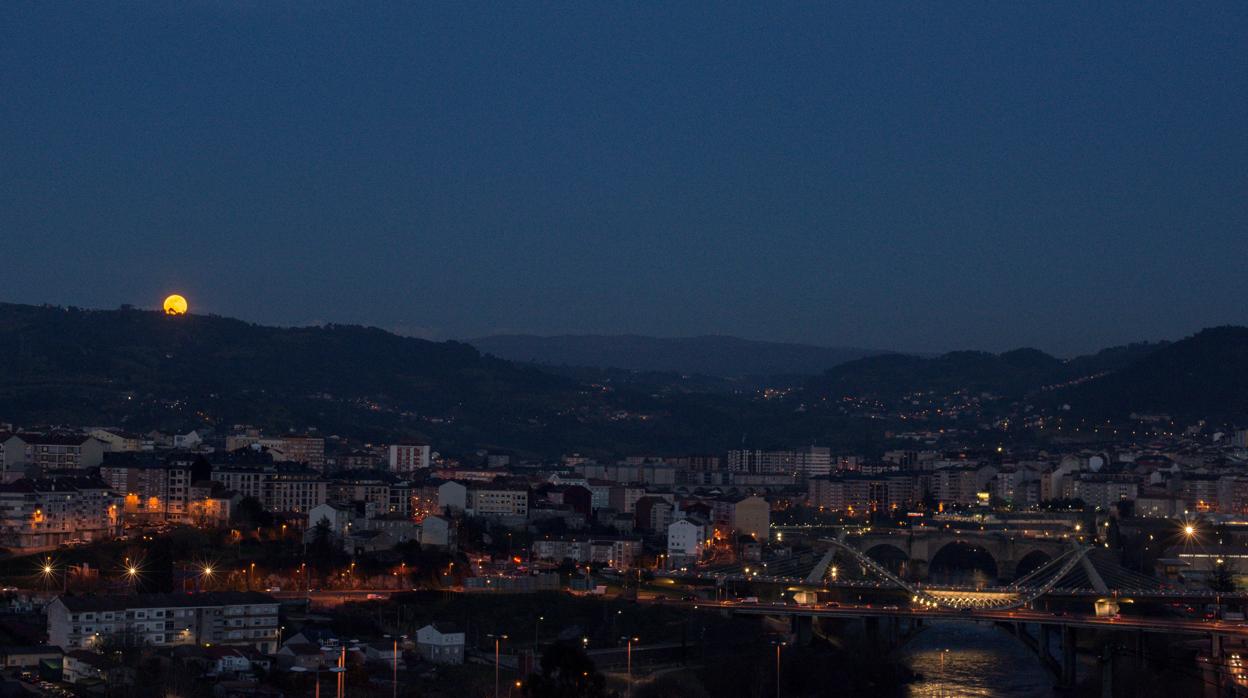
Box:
<box><xmin>163</xmin><ymin>294</ymin><xmax>189</xmax><ymax>315</ymax></box>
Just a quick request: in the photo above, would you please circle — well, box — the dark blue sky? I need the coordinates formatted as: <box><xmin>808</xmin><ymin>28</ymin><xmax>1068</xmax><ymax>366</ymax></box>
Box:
<box><xmin>2</xmin><ymin>3</ymin><xmax>1245</xmax><ymax>356</ymax></box>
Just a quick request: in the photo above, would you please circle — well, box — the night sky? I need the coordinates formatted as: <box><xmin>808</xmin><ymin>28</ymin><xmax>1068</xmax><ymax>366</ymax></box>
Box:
<box><xmin>2</xmin><ymin>3</ymin><xmax>1245</xmax><ymax>356</ymax></box>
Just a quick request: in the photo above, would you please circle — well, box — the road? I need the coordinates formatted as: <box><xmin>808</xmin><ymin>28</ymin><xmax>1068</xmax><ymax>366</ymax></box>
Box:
<box><xmin>660</xmin><ymin>598</ymin><xmax>1248</xmax><ymax>636</ymax></box>
<box><xmin>270</xmin><ymin>589</ymin><xmax>397</xmax><ymax>606</ymax></box>
<box><xmin>268</xmin><ymin>587</ymin><xmax>1245</xmax><ymax>638</ymax></box>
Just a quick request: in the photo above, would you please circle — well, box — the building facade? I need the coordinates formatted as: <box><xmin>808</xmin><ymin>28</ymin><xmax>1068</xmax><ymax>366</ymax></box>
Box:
<box><xmin>47</xmin><ymin>592</ymin><xmax>280</xmax><ymax>653</ymax></box>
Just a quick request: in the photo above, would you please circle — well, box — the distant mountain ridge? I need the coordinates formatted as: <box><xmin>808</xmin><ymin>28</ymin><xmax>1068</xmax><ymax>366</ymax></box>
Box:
<box><xmin>1</xmin><ymin>301</ymin><xmax>1244</xmax><ymax>458</ymax></box>
<box><xmin>806</xmin><ymin>341</ymin><xmax>1170</xmax><ymax>404</ymax></box>
<box><xmin>1055</xmin><ymin>326</ymin><xmax>1248</xmax><ymax>420</ymax></box>
<box><xmin>468</xmin><ymin>333</ymin><xmax>890</xmax><ymax>377</ymax></box>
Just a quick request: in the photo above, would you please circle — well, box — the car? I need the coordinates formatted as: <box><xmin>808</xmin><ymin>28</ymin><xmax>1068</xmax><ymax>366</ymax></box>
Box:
<box><xmin>366</xmin><ymin>593</ymin><xmax>384</xmax><ymax>600</ymax></box>
<box><xmin>824</xmin><ymin>601</ymin><xmax>840</xmax><ymax>608</ymax></box>
<box><xmin>681</xmin><ymin>595</ymin><xmax>698</xmax><ymax>602</ymax></box>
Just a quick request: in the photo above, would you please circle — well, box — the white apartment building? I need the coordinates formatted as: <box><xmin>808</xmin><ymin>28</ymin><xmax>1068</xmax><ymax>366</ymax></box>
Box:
<box><xmin>226</xmin><ymin>432</ymin><xmax>325</xmax><ymax>469</ymax></box>
<box><xmin>0</xmin><ymin>434</ymin><xmax>107</xmax><ymax>481</ymax></box>
<box><xmin>726</xmin><ymin>447</ymin><xmax>832</xmax><ymax>477</ymax></box>
<box><xmin>210</xmin><ymin>465</ymin><xmax>327</xmax><ymax>514</ymax></box>
<box><xmin>416</xmin><ymin>623</ymin><xmax>465</xmax><ymax>665</ymax></box>
<box><xmin>467</xmin><ymin>484</ymin><xmax>528</xmax><ymax>519</ymax></box>
<box><xmin>1071</xmin><ymin>478</ymin><xmax>1138</xmax><ymax>511</ymax></box>
<box><xmin>47</xmin><ymin>592</ymin><xmax>280</xmax><ymax>653</ymax></box>
<box><xmin>388</xmin><ymin>443</ymin><xmax>431</xmax><ymax>473</ymax></box>
<box><xmin>666</xmin><ymin>518</ymin><xmax>706</xmax><ymax>563</ymax></box>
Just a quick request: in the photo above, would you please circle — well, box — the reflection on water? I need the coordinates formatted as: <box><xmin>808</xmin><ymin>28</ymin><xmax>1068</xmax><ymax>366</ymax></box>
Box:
<box><xmin>904</xmin><ymin>622</ymin><xmax>1056</xmax><ymax>698</ymax></box>
<box><xmin>926</xmin><ymin>568</ymin><xmax>996</xmax><ymax>588</ymax></box>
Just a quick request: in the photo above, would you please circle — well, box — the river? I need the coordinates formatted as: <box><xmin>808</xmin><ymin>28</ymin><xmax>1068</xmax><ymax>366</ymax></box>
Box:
<box><xmin>903</xmin><ymin>621</ymin><xmax>1059</xmax><ymax>698</ymax></box>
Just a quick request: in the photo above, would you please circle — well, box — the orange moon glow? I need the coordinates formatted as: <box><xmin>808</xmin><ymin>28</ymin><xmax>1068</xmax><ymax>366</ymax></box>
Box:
<box><xmin>163</xmin><ymin>294</ymin><xmax>188</xmax><ymax>315</ymax></box>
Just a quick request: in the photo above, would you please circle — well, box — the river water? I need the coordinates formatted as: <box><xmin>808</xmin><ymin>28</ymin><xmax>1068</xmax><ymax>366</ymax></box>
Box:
<box><xmin>903</xmin><ymin>622</ymin><xmax>1058</xmax><ymax>698</ymax></box>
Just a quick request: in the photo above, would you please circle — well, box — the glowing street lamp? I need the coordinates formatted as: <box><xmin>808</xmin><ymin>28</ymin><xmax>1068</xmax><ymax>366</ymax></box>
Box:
<box><xmin>40</xmin><ymin>559</ymin><xmax>55</xmax><ymax>591</ymax></box>
<box><xmin>125</xmin><ymin>564</ymin><xmax>141</xmax><ymax>590</ymax></box>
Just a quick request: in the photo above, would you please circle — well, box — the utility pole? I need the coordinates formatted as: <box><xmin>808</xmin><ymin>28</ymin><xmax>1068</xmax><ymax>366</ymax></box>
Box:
<box><xmin>620</xmin><ymin>636</ymin><xmax>638</xmax><ymax>698</ymax></box>
<box><xmin>488</xmin><ymin>633</ymin><xmax>509</xmax><ymax>698</ymax></box>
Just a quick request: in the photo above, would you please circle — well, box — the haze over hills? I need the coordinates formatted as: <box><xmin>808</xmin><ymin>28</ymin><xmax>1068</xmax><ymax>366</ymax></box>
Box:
<box><xmin>468</xmin><ymin>333</ymin><xmax>890</xmax><ymax>377</ymax></box>
<box><xmin>806</xmin><ymin>343</ymin><xmax>1169</xmax><ymax>404</ymax></box>
<box><xmin>1</xmin><ymin>302</ymin><xmax>1245</xmax><ymax>459</ymax></box>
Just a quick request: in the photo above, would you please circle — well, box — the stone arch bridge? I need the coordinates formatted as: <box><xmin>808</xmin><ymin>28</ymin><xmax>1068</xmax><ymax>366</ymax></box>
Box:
<box><xmin>842</xmin><ymin>529</ymin><xmax>1070</xmax><ymax>582</ymax></box>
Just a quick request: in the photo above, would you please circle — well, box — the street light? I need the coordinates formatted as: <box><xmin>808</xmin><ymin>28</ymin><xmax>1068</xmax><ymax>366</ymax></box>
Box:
<box><xmin>488</xmin><ymin>633</ymin><xmax>509</xmax><ymax>698</ymax></box>
<box><xmin>620</xmin><ymin>636</ymin><xmax>639</xmax><ymax>698</ymax></box>
<box><xmin>387</xmin><ymin>634</ymin><xmax>406</xmax><ymax>698</ymax></box>
<box><xmin>535</xmin><ymin>615</ymin><xmax>544</xmax><ymax>649</ymax></box>
<box><xmin>771</xmin><ymin>638</ymin><xmax>787</xmax><ymax>698</ymax></box>
<box><xmin>40</xmin><ymin>559</ymin><xmax>55</xmax><ymax>591</ymax></box>
<box><xmin>290</xmin><ymin>664</ymin><xmax>345</xmax><ymax>698</ymax></box>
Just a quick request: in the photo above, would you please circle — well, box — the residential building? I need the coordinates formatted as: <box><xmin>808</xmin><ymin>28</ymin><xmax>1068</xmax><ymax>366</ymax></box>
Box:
<box><xmin>666</xmin><ymin>518</ymin><xmax>706</xmax><ymax>565</ymax></box>
<box><xmin>210</xmin><ymin>464</ymin><xmax>327</xmax><ymax>514</ymax></box>
<box><xmin>807</xmin><ymin>473</ymin><xmax>916</xmax><ymax>516</ymax></box>
<box><xmin>712</xmin><ymin>495</ymin><xmax>770</xmax><ymax>541</ymax></box>
<box><xmin>607</xmin><ymin>485</ymin><xmax>645</xmax><ymax>514</ymax></box>
<box><xmin>0</xmin><ymin>645</ymin><xmax>63</xmax><ymax>669</ymax></box>
<box><xmin>726</xmin><ymin>447</ymin><xmax>832</xmax><ymax>477</ymax></box>
<box><xmin>633</xmin><ymin>496</ymin><xmax>674</xmax><ymax>532</ymax></box>
<box><xmin>437</xmin><ymin>481</ymin><xmax>468</xmax><ymax>513</ymax></box>
<box><xmin>531</xmin><ymin>536</ymin><xmax>642</xmax><ymax>570</ymax></box>
<box><xmin>420</xmin><ymin>515</ymin><xmax>454</xmax><ymax>549</ymax></box>
<box><xmin>305</xmin><ymin>503</ymin><xmax>357</xmax><ymax>540</ymax></box>
<box><xmin>63</xmin><ymin>650</ymin><xmax>116</xmax><ymax>684</ymax></box>
<box><xmin>1179</xmin><ymin>475</ymin><xmax>1220</xmax><ymax>513</ymax></box>
<box><xmin>225</xmin><ymin>431</ymin><xmax>325</xmax><ymax>470</ymax></box>
<box><xmin>89</xmin><ymin>429</ymin><xmax>144</xmax><ymax>453</ymax></box>
<box><xmin>466</xmin><ymin>483</ymin><xmax>528</xmax><ymax>520</ymax></box>
<box><xmin>0</xmin><ymin>433</ymin><xmax>106</xmax><ymax>479</ymax></box>
<box><xmin>387</xmin><ymin>442</ymin><xmax>431</xmax><ymax>473</ymax></box>
<box><xmin>1071</xmin><ymin>477</ymin><xmax>1138</xmax><ymax>511</ymax></box>
<box><xmin>415</xmin><ymin>624</ymin><xmax>464</xmax><ymax>665</ymax></box>
<box><xmin>0</xmin><ymin>477</ymin><xmax>122</xmax><ymax>549</ymax></box>
<box><xmin>46</xmin><ymin>592</ymin><xmax>280</xmax><ymax>653</ymax></box>
<box><xmin>100</xmin><ymin>452</ymin><xmax>206</xmax><ymax>522</ymax></box>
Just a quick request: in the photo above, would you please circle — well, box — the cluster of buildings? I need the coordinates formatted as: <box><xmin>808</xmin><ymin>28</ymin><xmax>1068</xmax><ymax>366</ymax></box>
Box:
<box><xmin>3</xmin><ymin>422</ymin><xmax>1248</xmax><ymax>578</ymax></box>
<box><xmin>803</xmin><ymin>439</ymin><xmax>1248</xmax><ymax>520</ymax></box>
<box><xmin>2</xmin><ymin>591</ymin><xmax>469</xmax><ymax>692</ymax></box>
<box><xmin>0</xmin><ymin>426</ymin><xmax>442</xmax><ymax>552</ymax></box>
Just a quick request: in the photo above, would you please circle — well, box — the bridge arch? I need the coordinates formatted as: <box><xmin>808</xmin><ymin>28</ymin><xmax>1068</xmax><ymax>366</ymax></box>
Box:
<box><xmin>928</xmin><ymin>540</ymin><xmax>999</xmax><ymax>585</ymax></box>
<box><xmin>1013</xmin><ymin>549</ymin><xmax>1055</xmax><ymax>580</ymax></box>
<box><xmin>863</xmin><ymin>543</ymin><xmax>910</xmax><ymax>577</ymax></box>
